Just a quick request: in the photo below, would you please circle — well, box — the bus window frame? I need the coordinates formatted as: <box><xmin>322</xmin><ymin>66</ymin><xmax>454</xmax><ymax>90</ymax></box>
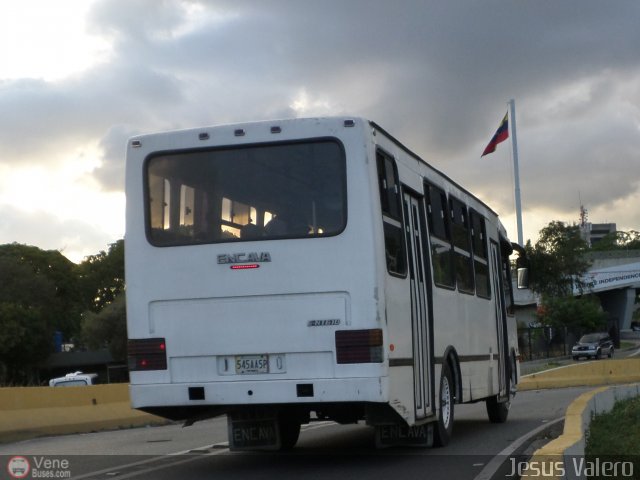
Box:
<box><xmin>469</xmin><ymin>208</ymin><xmax>492</xmax><ymax>300</ymax></box>
<box><xmin>142</xmin><ymin>138</ymin><xmax>349</xmax><ymax>247</ymax></box>
<box><xmin>423</xmin><ymin>180</ymin><xmax>456</xmax><ymax>291</ymax></box>
<box><xmin>449</xmin><ymin>195</ymin><xmax>475</xmax><ymax>295</ymax></box>
<box><xmin>376</xmin><ymin>149</ymin><xmax>407</xmax><ymax>279</ymax></box>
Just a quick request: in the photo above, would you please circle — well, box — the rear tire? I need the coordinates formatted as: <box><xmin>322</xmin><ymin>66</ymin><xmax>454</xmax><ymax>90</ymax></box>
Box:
<box><xmin>433</xmin><ymin>363</ymin><xmax>455</xmax><ymax>447</ymax></box>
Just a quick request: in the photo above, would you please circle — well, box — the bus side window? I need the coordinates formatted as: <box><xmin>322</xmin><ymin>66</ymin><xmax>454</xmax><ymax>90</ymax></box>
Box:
<box><xmin>450</xmin><ymin>197</ymin><xmax>475</xmax><ymax>294</ymax></box>
<box><xmin>424</xmin><ymin>182</ymin><xmax>455</xmax><ymax>288</ymax></box>
<box><xmin>376</xmin><ymin>150</ymin><xmax>406</xmax><ymax>276</ymax></box>
<box><xmin>470</xmin><ymin>210</ymin><xmax>491</xmax><ymax>299</ymax></box>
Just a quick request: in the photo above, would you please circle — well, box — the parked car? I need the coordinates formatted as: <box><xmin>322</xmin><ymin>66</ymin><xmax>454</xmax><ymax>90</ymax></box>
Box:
<box><xmin>49</xmin><ymin>371</ymin><xmax>98</xmax><ymax>387</ymax></box>
<box><xmin>571</xmin><ymin>333</ymin><xmax>614</xmax><ymax>360</ymax></box>
<box><xmin>631</xmin><ymin>321</ymin><xmax>640</xmax><ymax>332</ymax></box>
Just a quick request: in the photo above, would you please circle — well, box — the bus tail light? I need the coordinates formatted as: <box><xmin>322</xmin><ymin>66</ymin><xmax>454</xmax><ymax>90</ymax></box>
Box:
<box><xmin>335</xmin><ymin>329</ymin><xmax>383</xmax><ymax>364</ymax></box>
<box><xmin>128</xmin><ymin>338</ymin><xmax>167</xmax><ymax>371</ymax></box>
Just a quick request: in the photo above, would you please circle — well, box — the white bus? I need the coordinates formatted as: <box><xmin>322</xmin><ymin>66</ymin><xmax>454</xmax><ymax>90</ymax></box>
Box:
<box><xmin>125</xmin><ymin>117</ymin><xmax>525</xmax><ymax>450</ymax></box>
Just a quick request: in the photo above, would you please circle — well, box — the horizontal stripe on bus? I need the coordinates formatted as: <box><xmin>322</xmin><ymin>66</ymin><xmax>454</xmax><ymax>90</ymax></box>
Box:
<box><xmin>389</xmin><ymin>358</ymin><xmax>414</xmax><ymax>367</ymax></box>
<box><xmin>390</xmin><ymin>354</ymin><xmax>495</xmax><ymax>367</ymax></box>
<box><xmin>435</xmin><ymin>354</ymin><xmax>493</xmax><ymax>364</ymax></box>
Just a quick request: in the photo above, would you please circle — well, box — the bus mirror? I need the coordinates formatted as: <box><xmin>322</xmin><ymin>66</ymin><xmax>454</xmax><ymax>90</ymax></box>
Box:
<box><xmin>517</xmin><ymin>267</ymin><xmax>529</xmax><ymax>290</ymax></box>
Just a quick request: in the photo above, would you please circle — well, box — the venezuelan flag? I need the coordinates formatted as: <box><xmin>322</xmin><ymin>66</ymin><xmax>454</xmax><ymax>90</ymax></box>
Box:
<box><xmin>481</xmin><ymin>113</ymin><xmax>509</xmax><ymax>157</ymax></box>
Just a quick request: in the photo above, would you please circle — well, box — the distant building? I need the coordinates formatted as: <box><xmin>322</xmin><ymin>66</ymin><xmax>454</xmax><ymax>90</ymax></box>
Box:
<box><xmin>580</xmin><ymin>222</ymin><xmax>617</xmax><ymax>247</ymax></box>
<box><xmin>578</xmin><ymin>205</ymin><xmax>617</xmax><ymax>247</ymax></box>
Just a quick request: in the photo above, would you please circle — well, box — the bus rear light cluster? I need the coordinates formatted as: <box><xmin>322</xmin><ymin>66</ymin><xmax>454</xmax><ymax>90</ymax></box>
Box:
<box><xmin>128</xmin><ymin>338</ymin><xmax>167</xmax><ymax>371</ymax></box>
<box><xmin>335</xmin><ymin>329</ymin><xmax>383</xmax><ymax>364</ymax></box>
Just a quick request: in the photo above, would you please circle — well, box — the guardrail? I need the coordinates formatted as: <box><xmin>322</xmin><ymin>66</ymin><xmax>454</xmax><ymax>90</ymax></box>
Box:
<box><xmin>0</xmin><ymin>384</ymin><xmax>167</xmax><ymax>443</ymax></box>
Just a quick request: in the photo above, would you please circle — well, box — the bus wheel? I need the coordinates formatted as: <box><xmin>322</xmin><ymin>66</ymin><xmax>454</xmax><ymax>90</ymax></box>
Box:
<box><xmin>433</xmin><ymin>363</ymin><xmax>454</xmax><ymax>447</ymax></box>
<box><xmin>278</xmin><ymin>416</ymin><xmax>301</xmax><ymax>450</ymax></box>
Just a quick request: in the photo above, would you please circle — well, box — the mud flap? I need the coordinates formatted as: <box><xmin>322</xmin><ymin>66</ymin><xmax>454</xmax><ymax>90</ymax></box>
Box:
<box><xmin>227</xmin><ymin>413</ymin><xmax>281</xmax><ymax>451</ymax></box>
<box><xmin>375</xmin><ymin>422</ymin><xmax>434</xmax><ymax>448</ymax></box>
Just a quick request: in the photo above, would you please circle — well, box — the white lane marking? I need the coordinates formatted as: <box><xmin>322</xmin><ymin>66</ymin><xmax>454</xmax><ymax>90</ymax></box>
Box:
<box><xmin>73</xmin><ymin>421</ymin><xmax>338</xmax><ymax>478</ymax></box>
<box><xmin>472</xmin><ymin>417</ymin><xmax>564</xmax><ymax>480</ymax></box>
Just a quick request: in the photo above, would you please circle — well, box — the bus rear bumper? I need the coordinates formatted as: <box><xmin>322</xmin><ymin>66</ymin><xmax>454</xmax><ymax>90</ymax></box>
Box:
<box><xmin>129</xmin><ymin>376</ymin><xmax>388</xmax><ymax>410</ymax></box>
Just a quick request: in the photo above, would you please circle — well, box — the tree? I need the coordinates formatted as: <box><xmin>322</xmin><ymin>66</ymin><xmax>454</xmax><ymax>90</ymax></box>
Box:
<box><xmin>590</xmin><ymin>230</ymin><xmax>640</xmax><ymax>251</ymax></box>
<box><xmin>76</xmin><ymin>240</ymin><xmax>127</xmax><ymax>361</ymax></box>
<box><xmin>526</xmin><ymin>221</ymin><xmax>591</xmax><ymax>297</ymax></box>
<box><xmin>80</xmin><ymin>294</ymin><xmax>127</xmax><ymax>362</ymax></box>
<box><xmin>78</xmin><ymin>239</ymin><xmax>125</xmax><ymax>312</ymax></box>
<box><xmin>536</xmin><ymin>295</ymin><xmax>606</xmax><ymax>332</ymax></box>
<box><xmin>0</xmin><ymin>240</ymin><xmax>128</xmax><ymax>384</ymax></box>
<box><xmin>526</xmin><ymin>221</ymin><xmax>605</xmax><ymax>334</ymax></box>
<box><xmin>0</xmin><ymin>252</ymin><xmax>58</xmax><ymax>384</ymax></box>
<box><xmin>0</xmin><ymin>243</ymin><xmax>83</xmax><ymax>341</ymax></box>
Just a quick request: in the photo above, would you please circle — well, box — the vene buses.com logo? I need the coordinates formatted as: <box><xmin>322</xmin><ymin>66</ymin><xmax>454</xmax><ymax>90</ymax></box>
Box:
<box><xmin>7</xmin><ymin>456</ymin><xmax>30</xmax><ymax>479</ymax></box>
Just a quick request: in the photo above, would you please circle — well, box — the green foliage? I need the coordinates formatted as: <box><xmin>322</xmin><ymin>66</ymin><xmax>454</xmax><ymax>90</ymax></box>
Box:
<box><xmin>526</xmin><ymin>221</ymin><xmax>591</xmax><ymax>297</ymax></box>
<box><xmin>536</xmin><ymin>295</ymin><xmax>606</xmax><ymax>332</ymax></box>
<box><xmin>81</xmin><ymin>295</ymin><xmax>127</xmax><ymax>362</ymax></box>
<box><xmin>0</xmin><ymin>243</ymin><xmax>82</xmax><ymax>338</ymax></box>
<box><xmin>0</xmin><ymin>240</ymin><xmax>126</xmax><ymax>385</ymax></box>
<box><xmin>525</xmin><ymin>221</ymin><xmax>608</xmax><ymax>333</ymax></box>
<box><xmin>0</xmin><ymin>251</ymin><xmax>58</xmax><ymax>384</ymax></box>
<box><xmin>78</xmin><ymin>239</ymin><xmax>125</xmax><ymax>312</ymax></box>
<box><xmin>590</xmin><ymin>229</ymin><xmax>640</xmax><ymax>251</ymax></box>
<box><xmin>586</xmin><ymin>396</ymin><xmax>640</xmax><ymax>475</ymax></box>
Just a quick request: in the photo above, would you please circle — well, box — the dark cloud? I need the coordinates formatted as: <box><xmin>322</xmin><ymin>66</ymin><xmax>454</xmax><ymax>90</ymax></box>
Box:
<box><xmin>94</xmin><ymin>124</ymin><xmax>140</xmax><ymax>191</ymax></box>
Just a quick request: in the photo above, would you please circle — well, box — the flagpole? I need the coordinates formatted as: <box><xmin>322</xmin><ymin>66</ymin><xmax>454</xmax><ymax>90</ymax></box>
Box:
<box><xmin>509</xmin><ymin>99</ymin><xmax>524</xmax><ymax>246</ymax></box>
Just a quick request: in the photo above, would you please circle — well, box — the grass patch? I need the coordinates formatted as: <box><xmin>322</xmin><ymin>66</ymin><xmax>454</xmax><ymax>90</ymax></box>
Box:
<box><xmin>585</xmin><ymin>395</ymin><xmax>640</xmax><ymax>478</ymax></box>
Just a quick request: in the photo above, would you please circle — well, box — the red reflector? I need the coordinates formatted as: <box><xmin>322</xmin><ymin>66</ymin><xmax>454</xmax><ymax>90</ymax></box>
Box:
<box><xmin>335</xmin><ymin>329</ymin><xmax>384</xmax><ymax>364</ymax></box>
<box><xmin>230</xmin><ymin>264</ymin><xmax>260</xmax><ymax>270</ymax></box>
<box><xmin>128</xmin><ymin>338</ymin><xmax>168</xmax><ymax>371</ymax></box>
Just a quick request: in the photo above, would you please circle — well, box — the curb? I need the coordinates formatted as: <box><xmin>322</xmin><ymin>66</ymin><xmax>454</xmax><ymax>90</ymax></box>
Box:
<box><xmin>521</xmin><ymin>383</ymin><xmax>640</xmax><ymax>479</ymax></box>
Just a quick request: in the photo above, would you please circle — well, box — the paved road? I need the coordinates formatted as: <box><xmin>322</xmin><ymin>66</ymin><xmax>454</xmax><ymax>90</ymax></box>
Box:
<box><xmin>0</xmin><ymin>386</ymin><xmax>593</xmax><ymax>480</ymax></box>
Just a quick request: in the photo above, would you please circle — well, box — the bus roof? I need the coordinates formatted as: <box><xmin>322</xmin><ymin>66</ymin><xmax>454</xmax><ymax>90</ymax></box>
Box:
<box><xmin>128</xmin><ymin>116</ymin><xmax>511</xmax><ymax>243</ymax></box>
<box><xmin>368</xmin><ymin>120</ymin><xmax>509</xmax><ymax>240</ymax></box>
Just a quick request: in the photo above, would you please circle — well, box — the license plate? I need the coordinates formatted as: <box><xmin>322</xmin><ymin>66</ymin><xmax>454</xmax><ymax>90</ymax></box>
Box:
<box><xmin>235</xmin><ymin>355</ymin><xmax>269</xmax><ymax>374</ymax></box>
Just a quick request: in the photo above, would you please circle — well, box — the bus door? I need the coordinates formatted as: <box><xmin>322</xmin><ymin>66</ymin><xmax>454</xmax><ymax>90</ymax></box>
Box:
<box><xmin>403</xmin><ymin>191</ymin><xmax>434</xmax><ymax>419</ymax></box>
<box><xmin>490</xmin><ymin>240</ymin><xmax>509</xmax><ymax>400</ymax></box>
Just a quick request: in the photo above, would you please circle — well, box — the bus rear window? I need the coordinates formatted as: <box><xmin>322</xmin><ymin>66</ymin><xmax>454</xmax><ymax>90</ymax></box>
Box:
<box><xmin>145</xmin><ymin>140</ymin><xmax>347</xmax><ymax>246</ymax></box>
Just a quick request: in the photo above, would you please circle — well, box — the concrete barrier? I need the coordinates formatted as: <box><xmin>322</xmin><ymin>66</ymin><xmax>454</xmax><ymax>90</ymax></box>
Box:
<box><xmin>2</xmin><ymin>359</ymin><xmax>638</xmax><ymax>445</ymax></box>
<box><xmin>0</xmin><ymin>384</ymin><xmax>167</xmax><ymax>443</ymax></box>
<box><xmin>519</xmin><ymin>358</ymin><xmax>640</xmax><ymax>391</ymax></box>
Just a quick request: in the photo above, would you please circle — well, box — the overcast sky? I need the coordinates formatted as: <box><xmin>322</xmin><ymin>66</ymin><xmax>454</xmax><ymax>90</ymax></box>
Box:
<box><xmin>1</xmin><ymin>0</ymin><xmax>639</xmax><ymax>262</ymax></box>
